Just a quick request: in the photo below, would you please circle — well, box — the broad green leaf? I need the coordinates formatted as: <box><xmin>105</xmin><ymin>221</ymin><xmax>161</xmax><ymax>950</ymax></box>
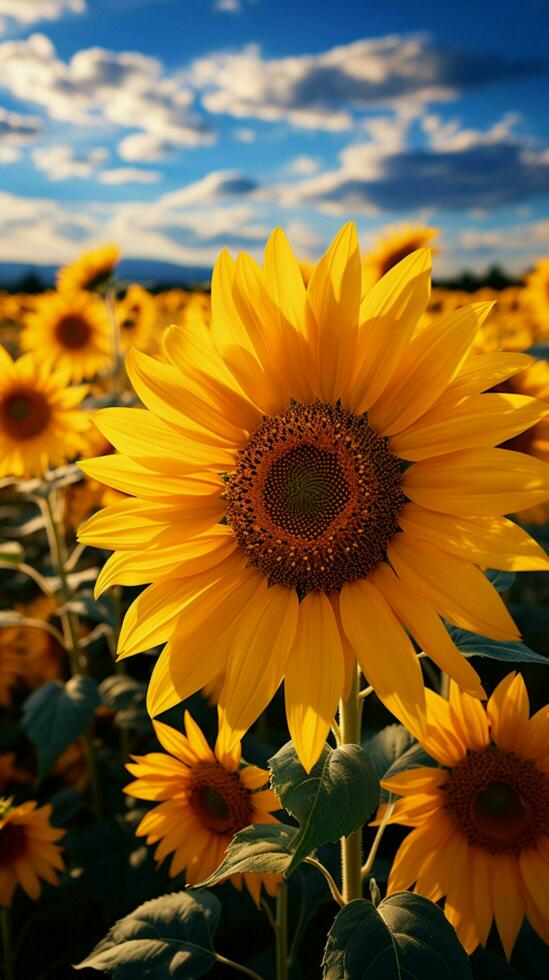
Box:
<box><xmin>451</xmin><ymin>628</ymin><xmax>547</xmax><ymax>664</ymax></box>
<box><xmin>99</xmin><ymin>675</ymin><xmax>147</xmax><ymax>710</ymax></box>
<box><xmin>364</xmin><ymin>725</ymin><xmax>435</xmax><ymax>801</ymax></box>
<box><xmin>66</xmin><ymin>588</ymin><xmax>115</xmax><ymax>626</ymax></box>
<box><xmin>76</xmin><ymin>890</ymin><xmax>220</xmax><ymax>978</ymax></box>
<box><xmin>269</xmin><ymin>741</ymin><xmax>379</xmax><ymax>874</ymax></box>
<box><xmin>197</xmin><ymin>824</ymin><xmax>297</xmax><ymax>887</ymax></box>
<box><xmin>23</xmin><ymin>676</ymin><xmax>100</xmax><ymax>778</ymax></box>
<box><xmin>323</xmin><ymin>894</ymin><xmax>472</xmax><ymax>979</ymax></box>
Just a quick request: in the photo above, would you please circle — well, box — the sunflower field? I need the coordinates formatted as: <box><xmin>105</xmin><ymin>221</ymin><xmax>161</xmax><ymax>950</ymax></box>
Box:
<box><xmin>0</xmin><ymin>229</ymin><xmax>548</xmax><ymax>980</ymax></box>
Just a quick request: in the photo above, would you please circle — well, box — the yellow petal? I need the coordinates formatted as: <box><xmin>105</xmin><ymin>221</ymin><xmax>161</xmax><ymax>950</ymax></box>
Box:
<box><xmin>402</xmin><ymin>448</ymin><xmax>549</xmax><ymax>516</ymax></box>
<box><xmin>398</xmin><ymin>503</ymin><xmax>549</xmax><ymax>572</ymax></box>
<box><xmin>369</xmin><ymin>303</ymin><xmax>491</xmax><ymax>436</ymax></box>
<box><xmin>92</xmin><ymin>407</ymin><xmax>235</xmax><ymax>474</ymax></box>
<box><xmin>79</xmin><ymin>454</ymin><xmax>222</xmax><ymax>501</ymax></box>
<box><xmin>146</xmin><ymin>564</ymin><xmax>262</xmax><ymax>716</ymax></box>
<box><xmin>78</xmin><ymin>495</ymin><xmax>224</xmax><ymax>551</ymax></box>
<box><xmin>436</xmin><ymin>351</ymin><xmax>534</xmax><ymax>406</ymax></box>
<box><xmin>448</xmin><ymin>682</ymin><xmax>489</xmax><ymax>751</ymax></box>
<box><xmin>339</xmin><ymin>578</ymin><xmax>426</xmax><ymax>738</ymax></box>
<box><xmin>491</xmin><ymin>854</ymin><xmax>525</xmax><ymax>961</ymax></box>
<box><xmin>382</xmin><ymin>767</ymin><xmax>448</xmax><ymax>797</ymax></box>
<box><xmin>350</xmin><ymin>249</ymin><xmax>432</xmax><ymax>413</ymax></box>
<box><xmin>388</xmin><ymin>534</ymin><xmax>520</xmax><ymax>642</ymax></box>
<box><xmin>519</xmin><ymin>848</ymin><xmax>549</xmax><ymax>922</ymax></box>
<box><xmin>217</xmin><ymin>581</ymin><xmax>299</xmax><ymax>756</ymax></box>
<box><xmin>284</xmin><ymin>592</ymin><xmax>344</xmax><ymax>772</ymax></box>
<box><xmin>263</xmin><ymin>227</ymin><xmax>307</xmax><ymax>333</ymax></box>
<box><xmin>307</xmin><ymin>222</ymin><xmax>361</xmax><ymax>402</ymax></box>
<box><xmin>94</xmin><ymin>527</ymin><xmax>236</xmax><ymax>597</ymax></box>
<box><xmin>487</xmin><ymin>672</ymin><xmax>530</xmax><ymax>751</ymax></box>
<box><xmin>371</xmin><ymin>562</ymin><xmax>484</xmax><ymax>699</ymax></box>
<box><xmin>391</xmin><ymin>393</ymin><xmax>549</xmax><ymax>461</ymax></box>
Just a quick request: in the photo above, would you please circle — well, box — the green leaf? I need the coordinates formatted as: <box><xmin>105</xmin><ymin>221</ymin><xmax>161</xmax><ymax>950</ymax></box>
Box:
<box><xmin>451</xmin><ymin>628</ymin><xmax>548</xmax><ymax>664</ymax></box>
<box><xmin>23</xmin><ymin>676</ymin><xmax>100</xmax><ymax>778</ymax></box>
<box><xmin>99</xmin><ymin>675</ymin><xmax>147</xmax><ymax>710</ymax></box>
<box><xmin>322</xmin><ymin>894</ymin><xmax>472</xmax><ymax>979</ymax></box>
<box><xmin>269</xmin><ymin>741</ymin><xmax>380</xmax><ymax>874</ymax></box>
<box><xmin>364</xmin><ymin>725</ymin><xmax>435</xmax><ymax>801</ymax></box>
<box><xmin>486</xmin><ymin>569</ymin><xmax>516</xmax><ymax>593</ymax></box>
<box><xmin>196</xmin><ymin>824</ymin><xmax>297</xmax><ymax>887</ymax></box>
<box><xmin>76</xmin><ymin>890</ymin><xmax>220</xmax><ymax>978</ymax></box>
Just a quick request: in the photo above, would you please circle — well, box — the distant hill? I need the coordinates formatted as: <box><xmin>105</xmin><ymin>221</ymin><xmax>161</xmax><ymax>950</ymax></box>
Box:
<box><xmin>0</xmin><ymin>259</ymin><xmax>212</xmax><ymax>292</ymax></box>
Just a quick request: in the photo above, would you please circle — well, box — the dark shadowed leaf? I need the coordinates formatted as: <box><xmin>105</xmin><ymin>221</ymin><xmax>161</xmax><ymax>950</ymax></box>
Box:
<box><xmin>365</xmin><ymin>725</ymin><xmax>436</xmax><ymax>800</ymax></box>
<box><xmin>486</xmin><ymin>569</ymin><xmax>516</xmax><ymax>593</ymax></box>
<box><xmin>196</xmin><ymin>824</ymin><xmax>297</xmax><ymax>887</ymax></box>
<box><xmin>451</xmin><ymin>628</ymin><xmax>548</xmax><ymax>664</ymax></box>
<box><xmin>76</xmin><ymin>890</ymin><xmax>220</xmax><ymax>978</ymax></box>
<box><xmin>269</xmin><ymin>741</ymin><xmax>380</xmax><ymax>873</ymax></box>
<box><xmin>23</xmin><ymin>676</ymin><xmax>100</xmax><ymax>778</ymax></box>
<box><xmin>323</xmin><ymin>893</ymin><xmax>472</xmax><ymax>979</ymax></box>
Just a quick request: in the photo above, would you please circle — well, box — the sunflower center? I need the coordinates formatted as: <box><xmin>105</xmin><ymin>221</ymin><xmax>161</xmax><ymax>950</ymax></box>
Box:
<box><xmin>0</xmin><ymin>388</ymin><xmax>51</xmax><ymax>440</ymax></box>
<box><xmin>445</xmin><ymin>745</ymin><xmax>549</xmax><ymax>853</ymax></box>
<box><xmin>188</xmin><ymin>763</ymin><xmax>254</xmax><ymax>836</ymax></box>
<box><xmin>55</xmin><ymin>314</ymin><xmax>92</xmax><ymax>350</ymax></box>
<box><xmin>226</xmin><ymin>401</ymin><xmax>404</xmax><ymax>594</ymax></box>
<box><xmin>0</xmin><ymin>823</ymin><xmax>26</xmax><ymax>865</ymax></box>
<box><xmin>379</xmin><ymin>242</ymin><xmax>421</xmax><ymax>278</ymax></box>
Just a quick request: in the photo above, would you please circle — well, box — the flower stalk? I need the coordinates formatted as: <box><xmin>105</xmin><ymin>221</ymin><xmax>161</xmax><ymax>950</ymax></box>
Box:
<box><xmin>339</xmin><ymin>666</ymin><xmax>363</xmax><ymax>903</ymax></box>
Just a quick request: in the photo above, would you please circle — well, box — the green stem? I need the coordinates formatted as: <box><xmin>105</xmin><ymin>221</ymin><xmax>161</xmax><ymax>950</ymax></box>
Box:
<box><xmin>40</xmin><ymin>492</ymin><xmax>81</xmax><ymax>675</ymax></box>
<box><xmin>214</xmin><ymin>954</ymin><xmax>264</xmax><ymax>980</ymax></box>
<box><xmin>339</xmin><ymin>667</ymin><xmax>363</xmax><ymax>904</ymax></box>
<box><xmin>1</xmin><ymin>907</ymin><xmax>14</xmax><ymax>980</ymax></box>
<box><xmin>41</xmin><ymin>489</ymin><xmax>102</xmax><ymax>818</ymax></box>
<box><xmin>303</xmin><ymin>856</ymin><xmax>345</xmax><ymax>907</ymax></box>
<box><xmin>275</xmin><ymin>881</ymin><xmax>289</xmax><ymax>980</ymax></box>
<box><xmin>361</xmin><ymin>799</ymin><xmax>395</xmax><ymax>879</ymax></box>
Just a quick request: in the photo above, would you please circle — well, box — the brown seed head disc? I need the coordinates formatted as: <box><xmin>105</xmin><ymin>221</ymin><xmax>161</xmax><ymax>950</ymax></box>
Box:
<box><xmin>1</xmin><ymin>387</ymin><xmax>51</xmax><ymax>440</ymax></box>
<box><xmin>55</xmin><ymin>314</ymin><xmax>92</xmax><ymax>350</ymax></box>
<box><xmin>226</xmin><ymin>401</ymin><xmax>405</xmax><ymax>594</ymax></box>
<box><xmin>445</xmin><ymin>745</ymin><xmax>549</xmax><ymax>853</ymax></box>
<box><xmin>188</xmin><ymin>763</ymin><xmax>254</xmax><ymax>836</ymax></box>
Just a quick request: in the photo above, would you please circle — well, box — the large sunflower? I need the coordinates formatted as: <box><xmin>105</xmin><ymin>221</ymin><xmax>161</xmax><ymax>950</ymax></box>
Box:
<box><xmin>125</xmin><ymin>711</ymin><xmax>280</xmax><ymax>904</ymax></box>
<box><xmin>79</xmin><ymin>225</ymin><xmax>549</xmax><ymax>771</ymax></box>
<box><xmin>57</xmin><ymin>244</ymin><xmax>120</xmax><ymax>294</ymax></box>
<box><xmin>0</xmin><ymin>798</ymin><xmax>64</xmax><ymax>906</ymax></box>
<box><xmin>0</xmin><ymin>348</ymin><xmax>90</xmax><ymax>478</ymax></box>
<box><xmin>362</xmin><ymin>224</ymin><xmax>438</xmax><ymax>290</ymax></box>
<box><xmin>22</xmin><ymin>291</ymin><xmax>112</xmax><ymax>383</ymax></box>
<box><xmin>381</xmin><ymin>674</ymin><xmax>549</xmax><ymax>960</ymax></box>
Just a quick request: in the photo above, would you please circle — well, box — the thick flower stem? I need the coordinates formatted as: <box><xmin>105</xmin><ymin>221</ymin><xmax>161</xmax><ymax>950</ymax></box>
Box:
<box><xmin>0</xmin><ymin>907</ymin><xmax>14</xmax><ymax>980</ymax></box>
<box><xmin>339</xmin><ymin>666</ymin><xmax>363</xmax><ymax>904</ymax></box>
<box><xmin>276</xmin><ymin>881</ymin><xmax>289</xmax><ymax>980</ymax></box>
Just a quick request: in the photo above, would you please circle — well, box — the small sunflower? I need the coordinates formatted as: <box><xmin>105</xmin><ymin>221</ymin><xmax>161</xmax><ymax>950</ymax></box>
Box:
<box><xmin>0</xmin><ymin>348</ymin><xmax>90</xmax><ymax>479</ymax></box>
<box><xmin>496</xmin><ymin>359</ymin><xmax>549</xmax><ymax>523</ymax></box>
<box><xmin>381</xmin><ymin>674</ymin><xmax>549</xmax><ymax>960</ymax></box>
<box><xmin>79</xmin><ymin>225</ymin><xmax>549</xmax><ymax>772</ymax></box>
<box><xmin>124</xmin><ymin>711</ymin><xmax>281</xmax><ymax>904</ymax></box>
<box><xmin>523</xmin><ymin>258</ymin><xmax>549</xmax><ymax>342</ymax></box>
<box><xmin>57</xmin><ymin>244</ymin><xmax>120</xmax><ymax>294</ymax></box>
<box><xmin>362</xmin><ymin>224</ymin><xmax>438</xmax><ymax>290</ymax></box>
<box><xmin>0</xmin><ymin>798</ymin><xmax>64</xmax><ymax>906</ymax></box>
<box><xmin>21</xmin><ymin>291</ymin><xmax>113</xmax><ymax>383</ymax></box>
<box><xmin>116</xmin><ymin>285</ymin><xmax>157</xmax><ymax>353</ymax></box>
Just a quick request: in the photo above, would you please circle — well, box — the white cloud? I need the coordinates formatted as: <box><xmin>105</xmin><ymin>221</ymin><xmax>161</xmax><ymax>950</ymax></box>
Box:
<box><xmin>284</xmin><ymin>155</ymin><xmax>322</xmax><ymax>176</ymax></box>
<box><xmin>99</xmin><ymin>167</ymin><xmax>160</xmax><ymax>184</ymax></box>
<box><xmin>233</xmin><ymin>127</ymin><xmax>255</xmax><ymax>143</ymax></box>
<box><xmin>0</xmin><ymin>1</ymin><xmax>85</xmax><ymax>35</ymax></box>
<box><xmin>160</xmin><ymin>169</ymin><xmax>258</xmax><ymax>208</ymax></box>
<box><xmin>0</xmin><ymin>106</ymin><xmax>41</xmax><ymax>162</ymax></box>
<box><xmin>32</xmin><ymin>144</ymin><xmax>108</xmax><ymax>180</ymax></box>
<box><xmin>0</xmin><ymin>33</ymin><xmax>215</xmax><ymax>148</ymax></box>
<box><xmin>0</xmin><ymin>144</ymin><xmax>19</xmax><ymax>162</ymax></box>
<box><xmin>214</xmin><ymin>0</ymin><xmax>242</xmax><ymax>11</ymax></box>
<box><xmin>118</xmin><ymin>133</ymin><xmax>177</xmax><ymax>162</ymax></box>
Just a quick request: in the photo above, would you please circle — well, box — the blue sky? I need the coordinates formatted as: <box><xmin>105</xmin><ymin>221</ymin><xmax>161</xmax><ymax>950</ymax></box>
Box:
<box><xmin>0</xmin><ymin>0</ymin><xmax>548</xmax><ymax>275</ymax></box>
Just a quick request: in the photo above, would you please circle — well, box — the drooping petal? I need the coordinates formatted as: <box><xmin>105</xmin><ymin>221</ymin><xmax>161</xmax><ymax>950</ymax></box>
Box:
<box><xmin>371</xmin><ymin>562</ymin><xmax>484</xmax><ymax>699</ymax></box>
<box><xmin>339</xmin><ymin>578</ymin><xmax>426</xmax><ymax>738</ymax></box>
<box><xmin>284</xmin><ymin>592</ymin><xmax>344</xmax><ymax>772</ymax></box>
<box><xmin>491</xmin><ymin>854</ymin><xmax>525</xmax><ymax>961</ymax></box>
<box><xmin>216</xmin><ymin>582</ymin><xmax>299</xmax><ymax>756</ymax></box>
